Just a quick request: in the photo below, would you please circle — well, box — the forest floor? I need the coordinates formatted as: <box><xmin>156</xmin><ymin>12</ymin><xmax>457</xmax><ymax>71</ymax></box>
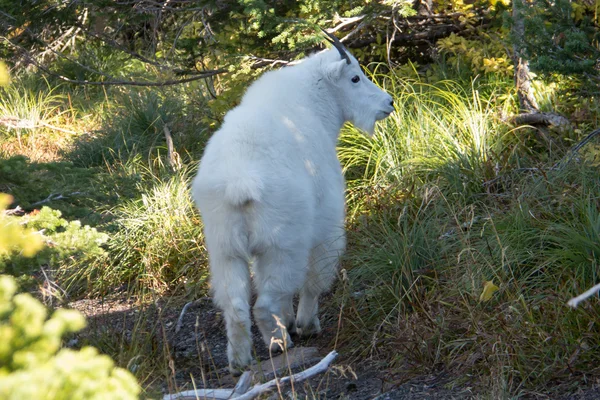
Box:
<box><xmin>67</xmin><ymin>295</ymin><xmax>600</xmax><ymax>399</ymax></box>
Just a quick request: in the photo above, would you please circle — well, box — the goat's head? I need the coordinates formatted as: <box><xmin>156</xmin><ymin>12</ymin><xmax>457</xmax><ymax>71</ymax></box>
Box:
<box><xmin>320</xmin><ymin>29</ymin><xmax>394</xmax><ymax>135</ymax></box>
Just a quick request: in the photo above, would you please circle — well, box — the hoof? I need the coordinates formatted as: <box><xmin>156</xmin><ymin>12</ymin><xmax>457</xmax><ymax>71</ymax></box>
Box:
<box><xmin>228</xmin><ymin>346</ymin><xmax>253</xmax><ymax>376</ymax></box>
<box><xmin>229</xmin><ymin>362</ymin><xmax>251</xmax><ymax>377</ymax></box>
<box><xmin>296</xmin><ymin>318</ymin><xmax>321</xmax><ymax>338</ymax></box>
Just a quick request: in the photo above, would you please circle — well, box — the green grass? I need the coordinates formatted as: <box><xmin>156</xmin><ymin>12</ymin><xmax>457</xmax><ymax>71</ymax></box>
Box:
<box><xmin>97</xmin><ymin>166</ymin><xmax>207</xmax><ymax>295</ymax></box>
<box><xmin>335</xmin><ymin>68</ymin><xmax>600</xmax><ymax>396</ymax></box>
<box><xmin>3</xmin><ymin>60</ymin><xmax>600</xmax><ymax>397</ymax></box>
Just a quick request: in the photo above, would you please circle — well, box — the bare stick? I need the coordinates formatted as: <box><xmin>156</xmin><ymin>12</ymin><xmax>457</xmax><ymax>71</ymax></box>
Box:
<box><xmin>327</xmin><ymin>15</ymin><xmax>365</xmax><ymax>33</ymax></box>
<box><xmin>233</xmin><ymin>371</ymin><xmax>254</xmax><ymax>395</ymax></box>
<box><xmin>4</xmin><ymin>205</ymin><xmax>24</xmax><ymax>216</ymax></box>
<box><xmin>30</xmin><ymin>192</ymin><xmax>82</xmax><ymax>208</ymax></box>
<box><xmin>163</xmin><ymin>124</ymin><xmax>180</xmax><ymax>171</ymax></box>
<box><xmin>30</xmin><ymin>194</ymin><xmax>66</xmax><ymax>207</ymax></box>
<box><xmin>568</xmin><ymin>283</ymin><xmax>600</xmax><ymax>308</ymax></box>
<box><xmin>510</xmin><ymin>111</ymin><xmax>570</xmax><ymax>128</ymax></box>
<box><xmin>163</xmin><ymin>350</ymin><xmax>338</xmax><ymax>400</ymax></box>
<box><xmin>163</xmin><ymin>388</ymin><xmax>235</xmax><ymax>400</ymax></box>
<box><xmin>174</xmin><ymin>298</ymin><xmax>211</xmax><ymax>334</ymax></box>
<box><xmin>234</xmin><ymin>350</ymin><xmax>338</xmax><ymax>400</ymax></box>
<box><xmin>0</xmin><ymin>117</ymin><xmax>80</xmax><ymax>135</ymax></box>
<box><xmin>174</xmin><ymin>300</ymin><xmax>194</xmax><ymax>334</ymax></box>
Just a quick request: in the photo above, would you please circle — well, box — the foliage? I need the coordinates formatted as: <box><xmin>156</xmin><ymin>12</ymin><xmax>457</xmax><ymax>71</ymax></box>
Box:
<box><xmin>0</xmin><ymin>62</ymin><xmax>9</xmax><ymax>86</ymax></box>
<box><xmin>515</xmin><ymin>0</ymin><xmax>600</xmax><ymax>75</ymax></box>
<box><xmin>0</xmin><ymin>188</ymin><xmax>140</xmax><ymax>399</ymax></box>
<box><xmin>0</xmin><ymin>275</ymin><xmax>140</xmax><ymax>400</ymax></box>
<box><xmin>0</xmin><ymin>206</ymin><xmax>108</xmax><ymax>294</ymax></box>
<box><xmin>0</xmin><ymin>194</ymin><xmax>43</xmax><ymax>258</ymax></box>
<box><xmin>437</xmin><ymin>33</ymin><xmax>513</xmax><ymax>76</ymax></box>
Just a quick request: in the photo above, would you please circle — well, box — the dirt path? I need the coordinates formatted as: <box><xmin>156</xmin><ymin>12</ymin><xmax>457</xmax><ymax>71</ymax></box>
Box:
<box><xmin>68</xmin><ymin>296</ymin><xmax>473</xmax><ymax>399</ymax></box>
<box><xmin>68</xmin><ymin>296</ymin><xmax>600</xmax><ymax>399</ymax></box>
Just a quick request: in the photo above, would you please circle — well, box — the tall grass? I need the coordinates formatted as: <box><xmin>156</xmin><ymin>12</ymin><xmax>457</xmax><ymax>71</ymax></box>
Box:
<box><xmin>106</xmin><ymin>167</ymin><xmax>207</xmax><ymax>294</ymax></box>
<box><xmin>59</xmin><ymin>165</ymin><xmax>208</xmax><ymax>296</ymax></box>
<box><xmin>337</xmin><ymin>70</ymin><xmax>600</xmax><ymax>395</ymax></box>
<box><xmin>340</xmin><ymin>73</ymin><xmax>510</xmax><ymax>218</ymax></box>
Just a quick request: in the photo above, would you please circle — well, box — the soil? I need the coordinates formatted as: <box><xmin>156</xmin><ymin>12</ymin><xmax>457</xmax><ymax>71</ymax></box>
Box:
<box><xmin>67</xmin><ymin>296</ymin><xmax>600</xmax><ymax>399</ymax></box>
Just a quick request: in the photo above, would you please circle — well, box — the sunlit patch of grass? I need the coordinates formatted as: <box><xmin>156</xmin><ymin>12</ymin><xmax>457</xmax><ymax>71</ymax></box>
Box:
<box><xmin>0</xmin><ymin>78</ymin><xmax>104</xmax><ymax>162</ymax></box>
<box><xmin>339</xmin><ymin>73</ymin><xmax>511</xmax><ymax>218</ymax></box>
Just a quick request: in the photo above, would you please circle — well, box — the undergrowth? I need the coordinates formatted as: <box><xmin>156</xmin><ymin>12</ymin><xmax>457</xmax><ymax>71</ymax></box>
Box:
<box><xmin>2</xmin><ymin>61</ymin><xmax>600</xmax><ymax>397</ymax></box>
<box><xmin>336</xmin><ymin>69</ymin><xmax>600</xmax><ymax>396</ymax></box>
<box><xmin>94</xmin><ymin>166</ymin><xmax>207</xmax><ymax>295</ymax></box>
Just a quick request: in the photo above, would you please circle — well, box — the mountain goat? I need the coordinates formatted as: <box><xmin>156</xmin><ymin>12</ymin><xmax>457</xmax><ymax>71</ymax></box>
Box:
<box><xmin>191</xmin><ymin>32</ymin><xmax>394</xmax><ymax>374</ymax></box>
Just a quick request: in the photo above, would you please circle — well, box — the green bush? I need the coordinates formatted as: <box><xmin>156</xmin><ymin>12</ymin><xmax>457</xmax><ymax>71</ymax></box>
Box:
<box><xmin>0</xmin><ymin>275</ymin><xmax>140</xmax><ymax>400</ymax></box>
<box><xmin>0</xmin><ymin>207</ymin><xmax>108</xmax><ymax>295</ymax></box>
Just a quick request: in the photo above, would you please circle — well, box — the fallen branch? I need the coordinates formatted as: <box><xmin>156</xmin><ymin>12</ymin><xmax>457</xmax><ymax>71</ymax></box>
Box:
<box><xmin>4</xmin><ymin>205</ymin><xmax>24</xmax><ymax>216</ymax></box>
<box><xmin>174</xmin><ymin>297</ymin><xmax>212</xmax><ymax>334</ymax></box>
<box><xmin>0</xmin><ymin>117</ymin><xmax>80</xmax><ymax>135</ymax></box>
<box><xmin>163</xmin><ymin>350</ymin><xmax>338</xmax><ymax>400</ymax></box>
<box><xmin>568</xmin><ymin>283</ymin><xmax>600</xmax><ymax>308</ymax></box>
<box><xmin>30</xmin><ymin>192</ymin><xmax>82</xmax><ymax>208</ymax></box>
<box><xmin>510</xmin><ymin>112</ymin><xmax>571</xmax><ymax>128</ymax></box>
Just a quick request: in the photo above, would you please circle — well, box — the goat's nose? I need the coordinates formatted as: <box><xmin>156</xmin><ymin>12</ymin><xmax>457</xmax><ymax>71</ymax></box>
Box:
<box><xmin>389</xmin><ymin>99</ymin><xmax>394</xmax><ymax>107</ymax></box>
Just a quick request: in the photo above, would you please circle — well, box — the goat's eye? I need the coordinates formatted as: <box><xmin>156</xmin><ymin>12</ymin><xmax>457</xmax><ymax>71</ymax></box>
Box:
<box><xmin>351</xmin><ymin>75</ymin><xmax>360</xmax><ymax>83</ymax></box>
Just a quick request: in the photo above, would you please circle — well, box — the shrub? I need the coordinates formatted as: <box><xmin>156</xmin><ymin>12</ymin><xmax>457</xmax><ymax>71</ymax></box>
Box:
<box><xmin>0</xmin><ymin>206</ymin><xmax>108</xmax><ymax>296</ymax></box>
<box><xmin>0</xmin><ymin>275</ymin><xmax>140</xmax><ymax>400</ymax></box>
<box><xmin>0</xmin><ymin>194</ymin><xmax>140</xmax><ymax>399</ymax></box>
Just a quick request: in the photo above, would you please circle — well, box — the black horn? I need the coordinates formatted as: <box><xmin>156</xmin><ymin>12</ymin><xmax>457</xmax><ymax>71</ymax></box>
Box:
<box><xmin>320</xmin><ymin>28</ymin><xmax>351</xmax><ymax>65</ymax></box>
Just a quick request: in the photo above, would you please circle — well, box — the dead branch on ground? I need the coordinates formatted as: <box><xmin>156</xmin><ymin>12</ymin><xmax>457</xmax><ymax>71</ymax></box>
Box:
<box><xmin>163</xmin><ymin>350</ymin><xmax>338</xmax><ymax>400</ymax></box>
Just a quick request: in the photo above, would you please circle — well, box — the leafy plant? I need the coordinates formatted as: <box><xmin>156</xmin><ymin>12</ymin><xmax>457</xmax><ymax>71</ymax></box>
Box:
<box><xmin>0</xmin><ymin>275</ymin><xmax>140</xmax><ymax>400</ymax></box>
<box><xmin>515</xmin><ymin>0</ymin><xmax>600</xmax><ymax>75</ymax></box>
<box><xmin>0</xmin><ymin>194</ymin><xmax>43</xmax><ymax>258</ymax></box>
<box><xmin>0</xmin><ymin>206</ymin><xmax>108</xmax><ymax>296</ymax></box>
<box><xmin>0</xmin><ymin>193</ymin><xmax>140</xmax><ymax>399</ymax></box>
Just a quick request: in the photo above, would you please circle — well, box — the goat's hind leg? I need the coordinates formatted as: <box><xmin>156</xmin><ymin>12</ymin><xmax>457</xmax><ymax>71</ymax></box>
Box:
<box><xmin>210</xmin><ymin>255</ymin><xmax>252</xmax><ymax>375</ymax></box>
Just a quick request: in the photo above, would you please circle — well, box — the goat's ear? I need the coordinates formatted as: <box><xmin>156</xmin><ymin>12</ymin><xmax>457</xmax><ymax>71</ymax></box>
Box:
<box><xmin>325</xmin><ymin>59</ymin><xmax>347</xmax><ymax>81</ymax></box>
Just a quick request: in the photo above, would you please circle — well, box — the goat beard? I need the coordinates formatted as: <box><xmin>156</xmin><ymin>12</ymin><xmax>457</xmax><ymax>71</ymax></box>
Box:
<box><xmin>352</xmin><ymin>117</ymin><xmax>377</xmax><ymax>136</ymax></box>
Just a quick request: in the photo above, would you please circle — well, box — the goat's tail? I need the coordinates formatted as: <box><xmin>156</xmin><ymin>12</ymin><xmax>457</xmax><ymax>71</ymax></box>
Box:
<box><xmin>224</xmin><ymin>171</ymin><xmax>264</xmax><ymax>207</ymax></box>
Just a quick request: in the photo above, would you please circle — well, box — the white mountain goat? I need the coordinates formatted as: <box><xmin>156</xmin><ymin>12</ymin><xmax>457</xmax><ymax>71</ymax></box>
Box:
<box><xmin>191</xmin><ymin>32</ymin><xmax>394</xmax><ymax>374</ymax></box>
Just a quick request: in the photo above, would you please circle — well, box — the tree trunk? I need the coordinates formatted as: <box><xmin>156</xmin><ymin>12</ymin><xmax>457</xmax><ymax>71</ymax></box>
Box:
<box><xmin>512</xmin><ymin>0</ymin><xmax>539</xmax><ymax>113</ymax></box>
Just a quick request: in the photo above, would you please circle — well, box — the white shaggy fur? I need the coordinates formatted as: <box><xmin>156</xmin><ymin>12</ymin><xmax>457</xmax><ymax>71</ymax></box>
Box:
<box><xmin>191</xmin><ymin>48</ymin><xmax>394</xmax><ymax>374</ymax></box>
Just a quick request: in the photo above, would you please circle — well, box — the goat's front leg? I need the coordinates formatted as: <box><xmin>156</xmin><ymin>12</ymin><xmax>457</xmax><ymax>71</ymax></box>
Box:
<box><xmin>296</xmin><ymin>236</ymin><xmax>344</xmax><ymax>336</ymax></box>
<box><xmin>253</xmin><ymin>248</ymin><xmax>307</xmax><ymax>352</ymax></box>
